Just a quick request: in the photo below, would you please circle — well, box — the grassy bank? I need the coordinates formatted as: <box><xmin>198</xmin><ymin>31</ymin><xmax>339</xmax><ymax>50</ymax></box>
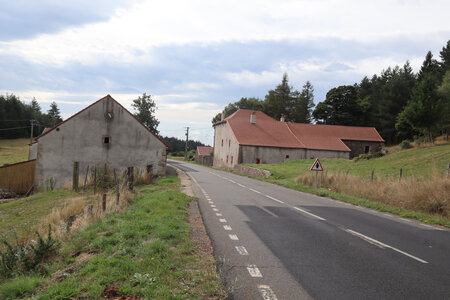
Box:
<box><xmin>0</xmin><ymin>138</ymin><xmax>29</xmax><ymax>165</ymax></box>
<box><xmin>247</xmin><ymin>143</ymin><xmax>450</xmax><ymax>227</ymax></box>
<box><xmin>0</xmin><ymin>177</ymin><xmax>225</xmax><ymax>299</ymax></box>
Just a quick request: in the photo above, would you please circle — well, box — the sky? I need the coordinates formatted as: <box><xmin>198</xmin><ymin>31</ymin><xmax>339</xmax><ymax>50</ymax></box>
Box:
<box><xmin>1</xmin><ymin>0</ymin><xmax>449</xmax><ymax>146</ymax></box>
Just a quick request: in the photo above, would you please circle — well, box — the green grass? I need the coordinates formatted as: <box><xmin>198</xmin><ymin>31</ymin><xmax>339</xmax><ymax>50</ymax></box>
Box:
<box><xmin>247</xmin><ymin>143</ymin><xmax>450</xmax><ymax>181</ymax></box>
<box><xmin>27</xmin><ymin>176</ymin><xmax>225</xmax><ymax>299</ymax></box>
<box><xmin>0</xmin><ymin>276</ymin><xmax>43</xmax><ymax>299</ymax></box>
<box><xmin>0</xmin><ymin>190</ymin><xmax>77</xmax><ymax>245</ymax></box>
<box><xmin>0</xmin><ymin>138</ymin><xmax>30</xmax><ymax>165</ymax></box>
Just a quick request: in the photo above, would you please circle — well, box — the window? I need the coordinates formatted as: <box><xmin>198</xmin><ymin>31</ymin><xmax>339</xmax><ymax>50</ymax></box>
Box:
<box><xmin>229</xmin><ymin>140</ymin><xmax>231</xmax><ymax>147</ymax></box>
<box><xmin>285</xmin><ymin>155</ymin><xmax>289</xmax><ymax>159</ymax></box>
<box><xmin>231</xmin><ymin>156</ymin><xmax>233</xmax><ymax>164</ymax></box>
<box><xmin>103</xmin><ymin>136</ymin><xmax>110</xmax><ymax>144</ymax></box>
<box><xmin>256</xmin><ymin>158</ymin><xmax>260</xmax><ymax>164</ymax></box>
<box><xmin>226</xmin><ymin>155</ymin><xmax>228</xmax><ymax>163</ymax></box>
<box><xmin>221</xmin><ymin>139</ymin><xmax>223</xmax><ymax>147</ymax></box>
<box><xmin>365</xmin><ymin>146</ymin><xmax>370</xmax><ymax>154</ymax></box>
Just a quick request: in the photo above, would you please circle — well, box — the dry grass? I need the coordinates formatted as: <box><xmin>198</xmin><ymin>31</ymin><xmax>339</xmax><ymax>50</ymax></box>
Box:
<box><xmin>21</xmin><ymin>188</ymin><xmax>134</xmax><ymax>244</ymax></box>
<box><xmin>297</xmin><ymin>170</ymin><xmax>450</xmax><ymax>217</ymax></box>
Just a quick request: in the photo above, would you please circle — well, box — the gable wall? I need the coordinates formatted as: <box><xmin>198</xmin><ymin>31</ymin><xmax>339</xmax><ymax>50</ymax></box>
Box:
<box><xmin>341</xmin><ymin>140</ymin><xmax>384</xmax><ymax>159</ymax></box>
<box><xmin>34</xmin><ymin>97</ymin><xmax>166</xmax><ymax>190</ymax></box>
<box><xmin>213</xmin><ymin>123</ymin><xmax>240</xmax><ymax>169</ymax></box>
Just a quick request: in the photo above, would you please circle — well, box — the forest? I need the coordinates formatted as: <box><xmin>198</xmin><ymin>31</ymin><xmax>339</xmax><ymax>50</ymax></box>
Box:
<box><xmin>213</xmin><ymin>40</ymin><xmax>450</xmax><ymax>144</ymax></box>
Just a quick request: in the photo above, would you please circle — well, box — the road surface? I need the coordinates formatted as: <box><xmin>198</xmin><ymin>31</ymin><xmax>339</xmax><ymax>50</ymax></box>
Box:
<box><xmin>169</xmin><ymin>160</ymin><xmax>450</xmax><ymax>300</ymax></box>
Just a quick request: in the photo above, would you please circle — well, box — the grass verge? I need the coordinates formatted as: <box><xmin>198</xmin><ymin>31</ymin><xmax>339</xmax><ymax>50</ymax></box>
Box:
<box><xmin>0</xmin><ymin>138</ymin><xmax>29</xmax><ymax>165</ymax></box>
<box><xmin>0</xmin><ymin>176</ymin><xmax>226</xmax><ymax>299</ymax></box>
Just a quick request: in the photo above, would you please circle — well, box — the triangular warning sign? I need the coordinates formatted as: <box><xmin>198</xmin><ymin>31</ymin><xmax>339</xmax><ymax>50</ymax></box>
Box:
<box><xmin>310</xmin><ymin>158</ymin><xmax>323</xmax><ymax>171</ymax></box>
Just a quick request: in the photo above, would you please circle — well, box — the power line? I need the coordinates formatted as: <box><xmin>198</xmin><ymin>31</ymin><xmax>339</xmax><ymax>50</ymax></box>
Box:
<box><xmin>0</xmin><ymin>126</ymin><xmax>31</xmax><ymax>131</ymax></box>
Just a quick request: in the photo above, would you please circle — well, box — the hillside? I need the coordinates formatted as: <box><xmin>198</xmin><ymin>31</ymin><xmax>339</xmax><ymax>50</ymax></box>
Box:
<box><xmin>0</xmin><ymin>138</ymin><xmax>29</xmax><ymax>165</ymax></box>
<box><xmin>248</xmin><ymin>143</ymin><xmax>450</xmax><ymax>181</ymax></box>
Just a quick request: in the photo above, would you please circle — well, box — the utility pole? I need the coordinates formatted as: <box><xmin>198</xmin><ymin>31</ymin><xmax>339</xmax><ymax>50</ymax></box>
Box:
<box><xmin>29</xmin><ymin>119</ymin><xmax>34</xmax><ymax>145</ymax></box>
<box><xmin>184</xmin><ymin>127</ymin><xmax>189</xmax><ymax>160</ymax></box>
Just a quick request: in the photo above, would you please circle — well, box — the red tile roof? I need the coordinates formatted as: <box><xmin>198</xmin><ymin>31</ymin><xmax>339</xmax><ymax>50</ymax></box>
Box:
<box><xmin>35</xmin><ymin>95</ymin><xmax>168</xmax><ymax>148</ymax></box>
<box><xmin>197</xmin><ymin>146</ymin><xmax>213</xmax><ymax>156</ymax></box>
<box><xmin>219</xmin><ymin>109</ymin><xmax>384</xmax><ymax>151</ymax></box>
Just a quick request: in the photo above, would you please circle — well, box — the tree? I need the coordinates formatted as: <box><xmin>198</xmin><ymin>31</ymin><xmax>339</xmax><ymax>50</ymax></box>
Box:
<box><xmin>211</xmin><ymin>97</ymin><xmax>264</xmax><ymax>123</ymax></box>
<box><xmin>396</xmin><ymin>75</ymin><xmax>442</xmax><ymax>143</ymax></box>
<box><xmin>439</xmin><ymin>40</ymin><xmax>450</xmax><ymax>72</ymax></box>
<box><xmin>132</xmin><ymin>93</ymin><xmax>160</xmax><ymax>135</ymax></box>
<box><xmin>295</xmin><ymin>81</ymin><xmax>315</xmax><ymax>123</ymax></box>
<box><xmin>437</xmin><ymin>70</ymin><xmax>450</xmax><ymax>140</ymax></box>
<box><xmin>313</xmin><ymin>85</ymin><xmax>363</xmax><ymax>125</ymax></box>
<box><xmin>264</xmin><ymin>73</ymin><xmax>294</xmax><ymax>121</ymax></box>
<box><xmin>418</xmin><ymin>51</ymin><xmax>441</xmax><ymax>81</ymax></box>
<box><xmin>46</xmin><ymin>101</ymin><xmax>63</xmax><ymax>126</ymax></box>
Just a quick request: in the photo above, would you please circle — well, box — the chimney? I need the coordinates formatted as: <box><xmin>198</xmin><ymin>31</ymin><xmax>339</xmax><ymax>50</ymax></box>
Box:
<box><xmin>250</xmin><ymin>112</ymin><xmax>256</xmax><ymax>124</ymax></box>
<box><xmin>280</xmin><ymin>114</ymin><xmax>285</xmax><ymax>122</ymax></box>
<box><xmin>221</xmin><ymin>111</ymin><xmax>224</xmax><ymax>121</ymax></box>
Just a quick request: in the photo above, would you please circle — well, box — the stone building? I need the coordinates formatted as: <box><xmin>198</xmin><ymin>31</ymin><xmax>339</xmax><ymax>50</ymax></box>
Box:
<box><xmin>30</xmin><ymin>95</ymin><xmax>168</xmax><ymax>190</ymax></box>
<box><xmin>195</xmin><ymin>146</ymin><xmax>213</xmax><ymax>166</ymax></box>
<box><xmin>213</xmin><ymin>109</ymin><xmax>384</xmax><ymax>169</ymax></box>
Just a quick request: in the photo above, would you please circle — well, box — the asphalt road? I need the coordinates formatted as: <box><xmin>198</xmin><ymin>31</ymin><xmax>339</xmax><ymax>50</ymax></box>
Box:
<box><xmin>168</xmin><ymin>160</ymin><xmax>450</xmax><ymax>300</ymax></box>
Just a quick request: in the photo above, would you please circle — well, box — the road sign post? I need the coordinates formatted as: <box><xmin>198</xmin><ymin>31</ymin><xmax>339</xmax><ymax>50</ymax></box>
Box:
<box><xmin>310</xmin><ymin>158</ymin><xmax>323</xmax><ymax>188</ymax></box>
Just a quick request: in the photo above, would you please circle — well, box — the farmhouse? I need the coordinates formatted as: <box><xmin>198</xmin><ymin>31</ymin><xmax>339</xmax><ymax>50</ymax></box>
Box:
<box><xmin>29</xmin><ymin>95</ymin><xmax>168</xmax><ymax>190</ymax></box>
<box><xmin>195</xmin><ymin>146</ymin><xmax>213</xmax><ymax>166</ymax></box>
<box><xmin>213</xmin><ymin>109</ymin><xmax>384</xmax><ymax>169</ymax></box>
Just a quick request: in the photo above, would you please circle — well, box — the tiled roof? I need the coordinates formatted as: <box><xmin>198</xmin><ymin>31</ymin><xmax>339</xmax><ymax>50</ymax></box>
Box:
<box><xmin>220</xmin><ymin>109</ymin><xmax>384</xmax><ymax>151</ymax></box>
<box><xmin>197</xmin><ymin>146</ymin><xmax>213</xmax><ymax>156</ymax></box>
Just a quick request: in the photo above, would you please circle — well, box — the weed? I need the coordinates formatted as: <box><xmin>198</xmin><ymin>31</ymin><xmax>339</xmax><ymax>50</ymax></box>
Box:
<box><xmin>0</xmin><ymin>275</ymin><xmax>42</xmax><ymax>299</ymax></box>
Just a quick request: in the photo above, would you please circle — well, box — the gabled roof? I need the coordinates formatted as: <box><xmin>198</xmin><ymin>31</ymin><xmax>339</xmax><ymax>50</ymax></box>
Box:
<box><xmin>218</xmin><ymin>109</ymin><xmax>384</xmax><ymax>152</ymax></box>
<box><xmin>35</xmin><ymin>95</ymin><xmax>168</xmax><ymax>148</ymax></box>
<box><xmin>197</xmin><ymin>146</ymin><xmax>213</xmax><ymax>156</ymax></box>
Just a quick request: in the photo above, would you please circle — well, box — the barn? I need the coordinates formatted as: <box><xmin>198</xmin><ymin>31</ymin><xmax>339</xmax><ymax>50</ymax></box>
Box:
<box><xmin>29</xmin><ymin>95</ymin><xmax>168</xmax><ymax>190</ymax></box>
<box><xmin>213</xmin><ymin>109</ymin><xmax>384</xmax><ymax>169</ymax></box>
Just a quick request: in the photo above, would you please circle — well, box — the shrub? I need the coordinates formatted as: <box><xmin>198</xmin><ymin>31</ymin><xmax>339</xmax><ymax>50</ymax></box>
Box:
<box><xmin>0</xmin><ymin>276</ymin><xmax>42</xmax><ymax>299</ymax></box>
<box><xmin>400</xmin><ymin>140</ymin><xmax>412</xmax><ymax>149</ymax></box>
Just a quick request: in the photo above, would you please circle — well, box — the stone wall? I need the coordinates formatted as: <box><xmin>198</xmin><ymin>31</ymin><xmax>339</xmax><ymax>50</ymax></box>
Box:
<box><xmin>233</xmin><ymin>165</ymin><xmax>271</xmax><ymax>178</ymax></box>
<box><xmin>342</xmin><ymin>140</ymin><xmax>384</xmax><ymax>159</ymax></box>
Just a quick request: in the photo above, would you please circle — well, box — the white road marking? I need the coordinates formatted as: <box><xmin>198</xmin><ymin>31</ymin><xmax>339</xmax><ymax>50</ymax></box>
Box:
<box><xmin>259</xmin><ymin>206</ymin><xmax>279</xmax><ymax>218</ymax></box>
<box><xmin>229</xmin><ymin>234</ymin><xmax>239</xmax><ymax>240</ymax></box>
<box><xmin>235</xmin><ymin>246</ymin><xmax>249</xmax><ymax>255</ymax></box>
<box><xmin>223</xmin><ymin>225</ymin><xmax>232</xmax><ymax>230</ymax></box>
<box><xmin>249</xmin><ymin>188</ymin><xmax>261</xmax><ymax>194</ymax></box>
<box><xmin>208</xmin><ymin>201</ymin><xmax>214</xmax><ymax>204</ymax></box>
<box><xmin>211</xmin><ymin>205</ymin><xmax>216</xmax><ymax>207</ymax></box>
<box><xmin>213</xmin><ymin>208</ymin><xmax>219</xmax><ymax>212</ymax></box>
<box><xmin>216</xmin><ymin>213</ymin><xmax>223</xmax><ymax>216</ymax></box>
<box><xmin>265</xmin><ymin>195</ymin><xmax>285</xmax><ymax>204</ymax></box>
<box><xmin>293</xmin><ymin>207</ymin><xmax>326</xmax><ymax>221</ymax></box>
<box><xmin>344</xmin><ymin>229</ymin><xmax>428</xmax><ymax>264</ymax></box>
<box><xmin>237</xmin><ymin>183</ymin><xmax>246</xmax><ymax>188</ymax></box>
<box><xmin>247</xmin><ymin>265</ymin><xmax>263</xmax><ymax>277</ymax></box>
<box><xmin>219</xmin><ymin>218</ymin><xmax>227</xmax><ymax>223</ymax></box>
<box><xmin>229</xmin><ymin>179</ymin><xmax>236</xmax><ymax>183</ymax></box>
<box><xmin>258</xmin><ymin>285</ymin><xmax>278</xmax><ymax>300</ymax></box>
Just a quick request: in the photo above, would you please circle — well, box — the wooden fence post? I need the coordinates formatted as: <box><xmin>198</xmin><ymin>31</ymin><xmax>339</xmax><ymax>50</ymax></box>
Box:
<box><xmin>128</xmin><ymin>167</ymin><xmax>134</xmax><ymax>191</ymax></box>
<box><xmin>88</xmin><ymin>204</ymin><xmax>93</xmax><ymax>216</ymax></box>
<box><xmin>116</xmin><ymin>183</ymin><xmax>120</xmax><ymax>205</ymax></box>
<box><xmin>447</xmin><ymin>163</ymin><xmax>449</xmax><ymax>180</ymax></box>
<box><xmin>66</xmin><ymin>215</ymin><xmax>75</xmax><ymax>233</ymax></box>
<box><xmin>83</xmin><ymin>165</ymin><xmax>89</xmax><ymax>191</ymax></box>
<box><xmin>102</xmin><ymin>193</ymin><xmax>107</xmax><ymax>211</ymax></box>
<box><xmin>399</xmin><ymin>168</ymin><xmax>403</xmax><ymax>182</ymax></box>
<box><xmin>93</xmin><ymin>166</ymin><xmax>97</xmax><ymax>194</ymax></box>
<box><xmin>73</xmin><ymin>162</ymin><xmax>79</xmax><ymax>191</ymax></box>
<box><xmin>371</xmin><ymin>170</ymin><xmax>374</xmax><ymax>182</ymax></box>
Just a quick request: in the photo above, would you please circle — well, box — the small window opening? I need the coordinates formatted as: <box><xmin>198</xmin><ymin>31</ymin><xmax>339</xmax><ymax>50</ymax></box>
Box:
<box><xmin>256</xmin><ymin>158</ymin><xmax>260</xmax><ymax>164</ymax></box>
<box><xmin>364</xmin><ymin>146</ymin><xmax>370</xmax><ymax>154</ymax></box>
<box><xmin>231</xmin><ymin>156</ymin><xmax>233</xmax><ymax>164</ymax></box>
<box><xmin>103</xmin><ymin>136</ymin><xmax>110</xmax><ymax>144</ymax></box>
<box><xmin>229</xmin><ymin>140</ymin><xmax>231</xmax><ymax>147</ymax></box>
<box><xmin>285</xmin><ymin>155</ymin><xmax>290</xmax><ymax>159</ymax></box>
<box><xmin>226</xmin><ymin>155</ymin><xmax>228</xmax><ymax>163</ymax></box>
<box><xmin>221</xmin><ymin>139</ymin><xmax>223</xmax><ymax>147</ymax></box>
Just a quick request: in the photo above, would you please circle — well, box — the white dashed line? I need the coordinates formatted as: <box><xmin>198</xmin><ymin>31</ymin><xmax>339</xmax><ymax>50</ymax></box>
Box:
<box><xmin>213</xmin><ymin>208</ymin><xmax>219</xmax><ymax>212</ymax></box>
<box><xmin>223</xmin><ymin>225</ymin><xmax>232</xmax><ymax>231</ymax></box>
<box><xmin>229</xmin><ymin>179</ymin><xmax>236</xmax><ymax>183</ymax></box>
<box><xmin>293</xmin><ymin>207</ymin><xmax>326</xmax><ymax>221</ymax></box>
<box><xmin>258</xmin><ymin>285</ymin><xmax>278</xmax><ymax>300</ymax></box>
<box><xmin>216</xmin><ymin>213</ymin><xmax>223</xmax><ymax>216</ymax></box>
<box><xmin>235</xmin><ymin>246</ymin><xmax>249</xmax><ymax>255</ymax></box>
<box><xmin>219</xmin><ymin>218</ymin><xmax>227</xmax><ymax>223</ymax></box>
<box><xmin>249</xmin><ymin>188</ymin><xmax>261</xmax><ymax>194</ymax></box>
<box><xmin>344</xmin><ymin>229</ymin><xmax>428</xmax><ymax>264</ymax></box>
<box><xmin>211</xmin><ymin>205</ymin><xmax>216</xmax><ymax>207</ymax></box>
<box><xmin>247</xmin><ymin>265</ymin><xmax>263</xmax><ymax>277</ymax></box>
<box><xmin>265</xmin><ymin>195</ymin><xmax>284</xmax><ymax>204</ymax></box>
<box><xmin>237</xmin><ymin>183</ymin><xmax>246</xmax><ymax>188</ymax></box>
<box><xmin>229</xmin><ymin>234</ymin><xmax>239</xmax><ymax>240</ymax></box>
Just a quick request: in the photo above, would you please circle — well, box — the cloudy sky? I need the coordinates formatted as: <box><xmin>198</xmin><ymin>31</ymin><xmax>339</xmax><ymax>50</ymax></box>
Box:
<box><xmin>1</xmin><ymin>0</ymin><xmax>449</xmax><ymax>145</ymax></box>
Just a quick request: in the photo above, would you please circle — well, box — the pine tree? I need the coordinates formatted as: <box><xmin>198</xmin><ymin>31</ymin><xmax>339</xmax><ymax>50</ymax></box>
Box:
<box><xmin>47</xmin><ymin>101</ymin><xmax>63</xmax><ymax>126</ymax></box>
<box><xmin>264</xmin><ymin>73</ymin><xmax>294</xmax><ymax>121</ymax></box>
<box><xmin>132</xmin><ymin>93</ymin><xmax>160</xmax><ymax>134</ymax></box>
<box><xmin>294</xmin><ymin>81</ymin><xmax>315</xmax><ymax>123</ymax></box>
<box><xmin>418</xmin><ymin>51</ymin><xmax>441</xmax><ymax>81</ymax></box>
<box><xmin>439</xmin><ymin>40</ymin><xmax>450</xmax><ymax>72</ymax></box>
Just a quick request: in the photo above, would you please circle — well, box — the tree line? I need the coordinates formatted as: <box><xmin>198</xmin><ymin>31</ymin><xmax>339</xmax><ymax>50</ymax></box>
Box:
<box><xmin>214</xmin><ymin>40</ymin><xmax>450</xmax><ymax>144</ymax></box>
<box><xmin>0</xmin><ymin>94</ymin><xmax>63</xmax><ymax>139</ymax></box>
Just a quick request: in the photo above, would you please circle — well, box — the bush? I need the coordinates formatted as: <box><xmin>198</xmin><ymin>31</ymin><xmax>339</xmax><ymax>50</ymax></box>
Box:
<box><xmin>400</xmin><ymin>140</ymin><xmax>412</xmax><ymax>149</ymax></box>
<box><xmin>0</xmin><ymin>276</ymin><xmax>42</xmax><ymax>299</ymax></box>
<box><xmin>0</xmin><ymin>225</ymin><xmax>60</xmax><ymax>278</ymax></box>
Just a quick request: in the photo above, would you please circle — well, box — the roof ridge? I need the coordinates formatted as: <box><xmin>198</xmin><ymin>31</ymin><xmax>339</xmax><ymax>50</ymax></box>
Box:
<box><xmin>285</xmin><ymin>123</ymin><xmax>306</xmax><ymax>148</ymax></box>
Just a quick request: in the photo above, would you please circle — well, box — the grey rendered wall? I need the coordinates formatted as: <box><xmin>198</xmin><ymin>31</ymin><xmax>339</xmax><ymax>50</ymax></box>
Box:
<box><xmin>34</xmin><ymin>97</ymin><xmax>166</xmax><ymax>190</ymax></box>
<box><xmin>28</xmin><ymin>143</ymin><xmax>38</xmax><ymax>160</ymax></box>
<box><xmin>213</xmin><ymin>123</ymin><xmax>240</xmax><ymax>169</ymax></box>
<box><xmin>304</xmin><ymin>149</ymin><xmax>350</xmax><ymax>159</ymax></box>
<box><xmin>240</xmin><ymin>146</ymin><xmax>306</xmax><ymax>164</ymax></box>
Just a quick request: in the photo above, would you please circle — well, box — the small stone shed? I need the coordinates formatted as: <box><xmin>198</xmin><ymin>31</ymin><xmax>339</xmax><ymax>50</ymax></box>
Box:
<box><xmin>213</xmin><ymin>109</ymin><xmax>384</xmax><ymax>169</ymax></box>
<box><xmin>30</xmin><ymin>95</ymin><xmax>168</xmax><ymax>190</ymax></box>
<box><xmin>195</xmin><ymin>146</ymin><xmax>213</xmax><ymax>166</ymax></box>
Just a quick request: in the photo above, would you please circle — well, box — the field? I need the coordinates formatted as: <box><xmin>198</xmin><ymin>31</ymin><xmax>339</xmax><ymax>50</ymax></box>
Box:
<box><xmin>0</xmin><ymin>138</ymin><xmax>29</xmax><ymax>165</ymax></box>
<box><xmin>247</xmin><ymin>142</ymin><xmax>450</xmax><ymax>227</ymax></box>
<box><xmin>0</xmin><ymin>177</ymin><xmax>225</xmax><ymax>299</ymax></box>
